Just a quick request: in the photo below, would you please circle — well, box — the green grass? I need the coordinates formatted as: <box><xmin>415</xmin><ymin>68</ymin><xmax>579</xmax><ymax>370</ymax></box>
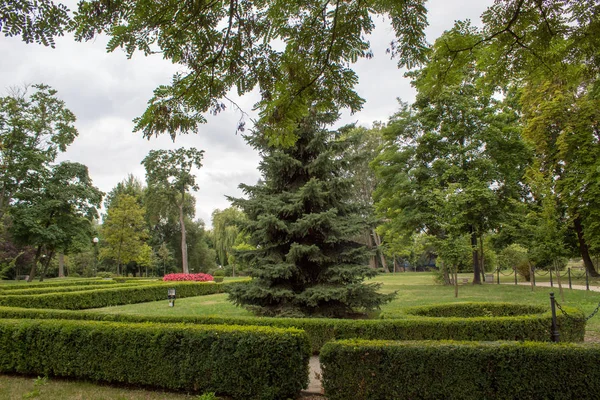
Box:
<box><xmin>85</xmin><ymin>272</ymin><xmax>600</xmax><ymax>339</ymax></box>
<box><xmin>0</xmin><ymin>375</ymin><xmax>199</xmax><ymax>400</ymax></box>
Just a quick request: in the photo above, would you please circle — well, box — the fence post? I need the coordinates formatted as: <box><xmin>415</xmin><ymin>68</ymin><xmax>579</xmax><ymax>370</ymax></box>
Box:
<box><xmin>586</xmin><ymin>267</ymin><xmax>590</xmax><ymax>291</ymax></box>
<box><xmin>550</xmin><ymin>292</ymin><xmax>560</xmax><ymax>343</ymax></box>
<box><xmin>497</xmin><ymin>268</ymin><xmax>500</xmax><ymax>284</ymax></box>
<box><xmin>550</xmin><ymin>268</ymin><xmax>553</xmax><ymax>288</ymax></box>
<box><xmin>568</xmin><ymin>267</ymin><xmax>572</xmax><ymax>290</ymax></box>
<box><xmin>514</xmin><ymin>267</ymin><xmax>517</xmax><ymax>285</ymax></box>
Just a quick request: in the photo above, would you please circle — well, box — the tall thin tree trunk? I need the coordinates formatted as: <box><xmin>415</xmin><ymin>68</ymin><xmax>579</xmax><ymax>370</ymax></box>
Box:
<box><xmin>470</xmin><ymin>228</ymin><xmax>481</xmax><ymax>284</ymax></box>
<box><xmin>58</xmin><ymin>253</ymin><xmax>65</xmax><ymax>277</ymax></box>
<box><xmin>479</xmin><ymin>235</ymin><xmax>485</xmax><ymax>282</ymax></box>
<box><xmin>574</xmin><ymin>216</ymin><xmax>599</xmax><ymax>277</ymax></box>
<box><xmin>372</xmin><ymin>230</ymin><xmax>389</xmax><ymax>273</ymax></box>
<box><xmin>27</xmin><ymin>245</ymin><xmax>43</xmax><ymax>282</ymax></box>
<box><xmin>453</xmin><ymin>265</ymin><xmax>459</xmax><ymax>298</ymax></box>
<box><xmin>179</xmin><ymin>193</ymin><xmax>189</xmax><ymax>274</ymax></box>
<box><xmin>39</xmin><ymin>250</ymin><xmax>54</xmax><ymax>282</ymax></box>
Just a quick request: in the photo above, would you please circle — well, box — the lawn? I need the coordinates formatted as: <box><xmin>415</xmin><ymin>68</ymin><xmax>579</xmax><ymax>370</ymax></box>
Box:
<box><xmin>89</xmin><ymin>272</ymin><xmax>600</xmax><ymax>339</ymax></box>
<box><xmin>0</xmin><ymin>375</ymin><xmax>199</xmax><ymax>400</ymax></box>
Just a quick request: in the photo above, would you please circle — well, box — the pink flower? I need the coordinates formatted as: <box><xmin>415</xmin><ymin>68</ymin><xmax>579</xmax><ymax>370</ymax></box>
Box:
<box><xmin>162</xmin><ymin>273</ymin><xmax>214</xmax><ymax>282</ymax></box>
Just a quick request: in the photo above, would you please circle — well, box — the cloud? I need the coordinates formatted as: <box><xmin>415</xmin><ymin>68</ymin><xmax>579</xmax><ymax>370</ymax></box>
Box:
<box><xmin>0</xmin><ymin>0</ymin><xmax>492</xmax><ymax>228</ymax></box>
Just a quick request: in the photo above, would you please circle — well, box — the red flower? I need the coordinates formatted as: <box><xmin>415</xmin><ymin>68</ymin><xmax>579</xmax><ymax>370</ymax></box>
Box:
<box><xmin>162</xmin><ymin>273</ymin><xmax>214</xmax><ymax>282</ymax></box>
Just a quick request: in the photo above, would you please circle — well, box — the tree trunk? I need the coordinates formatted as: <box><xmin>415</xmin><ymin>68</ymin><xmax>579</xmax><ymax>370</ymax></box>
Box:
<box><xmin>27</xmin><ymin>245</ymin><xmax>43</xmax><ymax>282</ymax></box>
<box><xmin>365</xmin><ymin>231</ymin><xmax>377</xmax><ymax>269</ymax></box>
<box><xmin>574</xmin><ymin>216</ymin><xmax>600</xmax><ymax>277</ymax></box>
<box><xmin>454</xmin><ymin>265</ymin><xmax>459</xmax><ymax>298</ymax></box>
<box><xmin>479</xmin><ymin>235</ymin><xmax>485</xmax><ymax>282</ymax></box>
<box><xmin>372</xmin><ymin>230</ymin><xmax>389</xmax><ymax>273</ymax></box>
<box><xmin>39</xmin><ymin>250</ymin><xmax>54</xmax><ymax>282</ymax></box>
<box><xmin>58</xmin><ymin>253</ymin><xmax>65</xmax><ymax>277</ymax></box>
<box><xmin>179</xmin><ymin>199</ymin><xmax>189</xmax><ymax>274</ymax></box>
<box><xmin>471</xmin><ymin>228</ymin><xmax>481</xmax><ymax>284</ymax></box>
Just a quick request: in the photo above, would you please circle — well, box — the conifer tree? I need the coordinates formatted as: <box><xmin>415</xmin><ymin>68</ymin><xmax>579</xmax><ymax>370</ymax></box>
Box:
<box><xmin>228</xmin><ymin>112</ymin><xmax>394</xmax><ymax>318</ymax></box>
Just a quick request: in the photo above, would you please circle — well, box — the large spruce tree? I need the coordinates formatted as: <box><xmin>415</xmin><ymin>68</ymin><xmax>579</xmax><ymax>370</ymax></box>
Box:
<box><xmin>228</xmin><ymin>113</ymin><xmax>393</xmax><ymax>318</ymax></box>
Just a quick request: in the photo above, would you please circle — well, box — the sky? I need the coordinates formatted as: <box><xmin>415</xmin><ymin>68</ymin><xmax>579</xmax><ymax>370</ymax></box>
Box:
<box><xmin>0</xmin><ymin>0</ymin><xmax>492</xmax><ymax>228</ymax></box>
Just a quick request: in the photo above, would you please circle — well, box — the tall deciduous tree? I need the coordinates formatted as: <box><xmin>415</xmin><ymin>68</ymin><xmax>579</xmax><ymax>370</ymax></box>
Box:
<box><xmin>373</xmin><ymin>28</ymin><xmax>530</xmax><ymax>284</ymax></box>
<box><xmin>340</xmin><ymin>125</ymin><xmax>388</xmax><ymax>271</ymax></box>
<box><xmin>100</xmin><ymin>194</ymin><xmax>148</xmax><ymax>276</ymax></box>
<box><xmin>211</xmin><ymin>207</ymin><xmax>247</xmax><ymax>267</ymax></box>
<box><xmin>5</xmin><ymin>1</ymin><xmax>429</xmax><ymax>143</ymax></box>
<box><xmin>441</xmin><ymin>3</ymin><xmax>600</xmax><ymax>275</ymax></box>
<box><xmin>142</xmin><ymin>148</ymin><xmax>204</xmax><ymax>274</ymax></box>
<box><xmin>10</xmin><ymin>162</ymin><xmax>103</xmax><ymax>281</ymax></box>
<box><xmin>228</xmin><ymin>111</ymin><xmax>394</xmax><ymax>317</ymax></box>
<box><xmin>0</xmin><ymin>84</ymin><xmax>77</xmax><ymax>218</ymax></box>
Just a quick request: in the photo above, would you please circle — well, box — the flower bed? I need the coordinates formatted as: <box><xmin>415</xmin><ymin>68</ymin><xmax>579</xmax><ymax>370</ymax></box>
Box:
<box><xmin>163</xmin><ymin>273</ymin><xmax>213</xmax><ymax>282</ymax></box>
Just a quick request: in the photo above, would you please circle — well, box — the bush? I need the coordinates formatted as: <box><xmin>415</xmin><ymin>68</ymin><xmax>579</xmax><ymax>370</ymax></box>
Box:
<box><xmin>0</xmin><ymin>283</ymin><xmax>142</xmax><ymax>296</ymax></box>
<box><xmin>403</xmin><ymin>302</ymin><xmax>546</xmax><ymax>318</ymax></box>
<box><xmin>0</xmin><ymin>281</ymin><xmax>232</xmax><ymax>310</ymax></box>
<box><xmin>0</xmin><ymin>318</ymin><xmax>310</xmax><ymax>400</ymax></box>
<box><xmin>320</xmin><ymin>339</ymin><xmax>600</xmax><ymax>400</ymax></box>
<box><xmin>163</xmin><ymin>273</ymin><xmax>213</xmax><ymax>282</ymax></box>
<box><xmin>0</xmin><ymin>279</ymin><xmax>117</xmax><ymax>290</ymax></box>
<box><xmin>0</xmin><ymin>302</ymin><xmax>585</xmax><ymax>352</ymax></box>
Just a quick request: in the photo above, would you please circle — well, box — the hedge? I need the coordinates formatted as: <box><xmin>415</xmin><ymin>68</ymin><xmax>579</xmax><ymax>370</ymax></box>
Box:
<box><xmin>0</xmin><ymin>282</ymin><xmax>231</xmax><ymax>310</ymax></box>
<box><xmin>0</xmin><ymin>279</ymin><xmax>117</xmax><ymax>290</ymax></box>
<box><xmin>0</xmin><ymin>318</ymin><xmax>309</xmax><ymax>400</ymax></box>
<box><xmin>0</xmin><ymin>283</ymin><xmax>146</xmax><ymax>296</ymax></box>
<box><xmin>403</xmin><ymin>302</ymin><xmax>547</xmax><ymax>318</ymax></box>
<box><xmin>0</xmin><ymin>303</ymin><xmax>585</xmax><ymax>352</ymax></box>
<box><xmin>320</xmin><ymin>339</ymin><xmax>600</xmax><ymax>400</ymax></box>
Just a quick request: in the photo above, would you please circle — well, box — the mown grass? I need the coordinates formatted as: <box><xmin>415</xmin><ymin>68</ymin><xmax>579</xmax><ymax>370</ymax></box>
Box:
<box><xmin>0</xmin><ymin>375</ymin><xmax>199</xmax><ymax>400</ymax></box>
<box><xmin>87</xmin><ymin>272</ymin><xmax>600</xmax><ymax>339</ymax></box>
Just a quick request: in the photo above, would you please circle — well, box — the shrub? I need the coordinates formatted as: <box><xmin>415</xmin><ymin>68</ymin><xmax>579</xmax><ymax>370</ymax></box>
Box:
<box><xmin>403</xmin><ymin>302</ymin><xmax>546</xmax><ymax>318</ymax></box>
<box><xmin>163</xmin><ymin>273</ymin><xmax>213</xmax><ymax>282</ymax></box>
<box><xmin>0</xmin><ymin>319</ymin><xmax>310</xmax><ymax>400</ymax></box>
<box><xmin>0</xmin><ymin>302</ymin><xmax>585</xmax><ymax>352</ymax></box>
<box><xmin>320</xmin><ymin>339</ymin><xmax>600</xmax><ymax>400</ymax></box>
<box><xmin>0</xmin><ymin>281</ymin><xmax>232</xmax><ymax>310</ymax></box>
<box><xmin>0</xmin><ymin>279</ymin><xmax>117</xmax><ymax>291</ymax></box>
<box><xmin>0</xmin><ymin>283</ymin><xmax>142</xmax><ymax>296</ymax></box>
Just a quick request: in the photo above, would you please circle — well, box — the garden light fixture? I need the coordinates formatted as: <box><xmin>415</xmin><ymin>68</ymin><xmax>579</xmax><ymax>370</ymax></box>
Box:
<box><xmin>168</xmin><ymin>288</ymin><xmax>176</xmax><ymax>307</ymax></box>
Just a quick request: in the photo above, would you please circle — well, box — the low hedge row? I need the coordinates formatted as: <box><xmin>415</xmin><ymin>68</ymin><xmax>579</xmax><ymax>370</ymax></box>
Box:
<box><xmin>403</xmin><ymin>302</ymin><xmax>547</xmax><ymax>318</ymax></box>
<box><xmin>0</xmin><ymin>304</ymin><xmax>585</xmax><ymax>352</ymax></box>
<box><xmin>0</xmin><ymin>282</ymin><xmax>230</xmax><ymax>310</ymax></box>
<box><xmin>112</xmin><ymin>277</ymin><xmax>161</xmax><ymax>283</ymax></box>
<box><xmin>0</xmin><ymin>318</ymin><xmax>309</xmax><ymax>400</ymax></box>
<box><xmin>0</xmin><ymin>279</ymin><xmax>116</xmax><ymax>290</ymax></box>
<box><xmin>0</xmin><ymin>283</ymin><xmax>145</xmax><ymax>296</ymax></box>
<box><xmin>320</xmin><ymin>339</ymin><xmax>600</xmax><ymax>399</ymax></box>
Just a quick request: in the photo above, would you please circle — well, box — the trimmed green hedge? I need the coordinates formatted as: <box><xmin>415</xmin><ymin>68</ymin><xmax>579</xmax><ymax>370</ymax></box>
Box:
<box><xmin>0</xmin><ymin>303</ymin><xmax>585</xmax><ymax>352</ymax></box>
<box><xmin>112</xmin><ymin>277</ymin><xmax>161</xmax><ymax>283</ymax></box>
<box><xmin>0</xmin><ymin>282</ymin><xmax>230</xmax><ymax>310</ymax></box>
<box><xmin>0</xmin><ymin>318</ymin><xmax>309</xmax><ymax>400</ymax></box>
<box><xmin>403</xmin><ymin>302</ymin><xmax>547</xmax><ymax>318</ymax></box>
<box><xmin>0</xmin><ymin>279</ymin><xmax>117</xmax><ymax>290</ymax></box>
<box><xmin>0</xmin><ymin>283</ymin><xmax>146</xmax><ymax>296</ymax></box>
<box><xmin>321</xmin><ymin>339</ymin><xmax>600</xmax><ymax>400</ymax></box>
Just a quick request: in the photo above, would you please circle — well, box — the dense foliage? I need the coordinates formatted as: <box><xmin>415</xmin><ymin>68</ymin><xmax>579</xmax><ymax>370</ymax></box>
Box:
<box><xmin>228</xmin><ymin>113</ymin><xmax>394</xmax><ymax>317</ymax></box>
<box><xmin>0</xmin><ymin>281</ymin><xmax>231</xmax><ymax>309</ymax></box>
<box><xmin>0</xmin><ymin>318</ymin><xmax>310</xmax><ymax>400</ymax></box>
<box><xmin>321</xmin><ymin>339</ymin><xmax>600</xmax><ymax>400</ymax></box>
<box><xmin>0</xmin><ymin>301</ymin><xmax>585</xmax><ymax>353</ymax></box>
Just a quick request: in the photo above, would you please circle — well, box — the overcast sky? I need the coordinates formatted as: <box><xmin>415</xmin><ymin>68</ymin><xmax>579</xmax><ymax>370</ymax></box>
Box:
<box><xmin>0</xmin><ymin>0</ymin><xmax>491</xmax><ymax>228</ymax></box>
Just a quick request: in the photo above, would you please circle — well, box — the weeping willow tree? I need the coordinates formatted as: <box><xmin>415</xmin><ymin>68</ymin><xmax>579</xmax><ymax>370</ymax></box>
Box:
<box><xmin>211</xmin><ymin>207</ymin><xmax>247</xmax><ymax>267</ymax></box>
